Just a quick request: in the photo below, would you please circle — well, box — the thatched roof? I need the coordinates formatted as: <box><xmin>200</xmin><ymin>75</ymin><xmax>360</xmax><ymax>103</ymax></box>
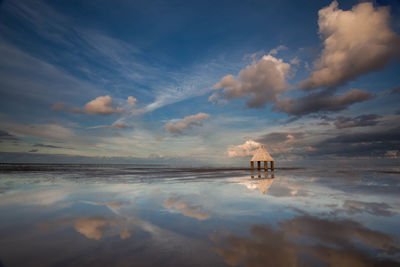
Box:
<box><xmin>251</xmin><ymin>145</ymin><xmax>274</xmax><ymax>162</ymax></box>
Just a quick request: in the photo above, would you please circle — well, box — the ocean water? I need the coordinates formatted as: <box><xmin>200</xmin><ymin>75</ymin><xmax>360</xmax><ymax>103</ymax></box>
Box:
<box><xmin>0</xmin><ymin>164</ymin><xmax>399</xmax><ymax>266</ymax></box>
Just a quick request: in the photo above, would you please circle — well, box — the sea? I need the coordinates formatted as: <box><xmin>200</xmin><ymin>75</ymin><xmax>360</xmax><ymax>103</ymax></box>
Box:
<box><xmin>0</xmin><ymin>163</ymin><xmax>399</xmax><ymax>266</ymax></box>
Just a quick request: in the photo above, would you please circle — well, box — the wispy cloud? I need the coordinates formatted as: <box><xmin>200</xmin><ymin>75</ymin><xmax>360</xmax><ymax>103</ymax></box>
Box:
<box><xmin>1</xmin><ymin>121</ymin><xmax>76</xmax><ymax>141</ymax></box>
<box><xmin>333</xmin><ymin>114</ymin><xmax>381</xmax><ymax>129</ymax></box>
<box><xmin>0</xmin><ymin>130</ymin><xmax>19</xmax><ymax>141</ymax></box>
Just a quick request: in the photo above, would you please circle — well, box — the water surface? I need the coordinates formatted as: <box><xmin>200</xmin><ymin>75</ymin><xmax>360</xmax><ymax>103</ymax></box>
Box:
<box><xmin>0</xmin><ymin>164</ymin><xmax>399</xmax><ymax>266</ymax></box>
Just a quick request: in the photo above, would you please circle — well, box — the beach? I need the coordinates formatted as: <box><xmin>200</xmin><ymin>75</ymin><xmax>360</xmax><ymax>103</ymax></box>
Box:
<box><xmin>0</xmin><ymin>164</ymin><xmax>399</xmax><ymax>266</ymax></box>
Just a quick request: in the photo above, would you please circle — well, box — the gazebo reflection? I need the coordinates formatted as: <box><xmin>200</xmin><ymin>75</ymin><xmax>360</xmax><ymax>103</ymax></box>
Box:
<box><xmin>248</xmin><ymin>174</ymin><xmax>275</xmax><ymax>195</ymax></box>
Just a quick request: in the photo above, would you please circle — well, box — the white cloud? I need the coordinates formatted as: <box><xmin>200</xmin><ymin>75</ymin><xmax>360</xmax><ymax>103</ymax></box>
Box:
<box><xmin>83</xmin><ymin>95</ymin><xmax>124</xmax><ymax>115</ymax></box>
<box><xmin>53</xmin><ymin>95</ymin><xmax>138</xmax><ymax>116</ymax></box>
<box><xmin>165</xmin><ymin>113</ymin><xmax>210</xmax><ymax>135</ymax></box>
<box><xmin>211</xmin><ymin>54</ymin><xmax>291</xmax><ymax>108</ymax></box>
<box><xmin>299</xmin><ymin>0</ymin><xmax>400</xmax><ymax>90</ymax></box>
<box><xmin>227</xmin><ymin>140</ymin><xmax>261</xmax><ymax>158</ymax></box>
<box><xmin>126</xmin><ymin>96</ymin><xmax>137</xmax><ymax>107</ymax></box>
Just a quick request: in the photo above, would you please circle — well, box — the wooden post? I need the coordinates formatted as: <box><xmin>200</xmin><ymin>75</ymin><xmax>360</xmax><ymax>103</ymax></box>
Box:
<box><xmin>271</xmin><ymin>161</ymin><xmax>274</xmax><ymax>171</ymax></box>
<box><xmin>257</xmin><ymin>161</ymin><xmax>261</xmax><ymax>170</ymax></box>
<box><xmin>264</xmin><ymin>161</ymin><xmax>268</xmax><ymax>171</ymax></box>
<box><xmin>251</xmin><ymin>161</ymin><xmax>254</xmax><ymax>170</ymax></box>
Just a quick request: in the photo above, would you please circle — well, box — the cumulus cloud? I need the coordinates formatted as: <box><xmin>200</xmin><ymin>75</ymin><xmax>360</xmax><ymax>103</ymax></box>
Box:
<box><xmin>227</xmin><ymin>140</ymin><xmax>261</xmax><ymax>158</ymax></box>
<box><xmin>211</xmin><ymin>54</ymin><xmax>290</xmax><ymax>108</ymax></box>
<box><xmin>126</xmin><ymin>96</ymin><xmax>137</xmax><ymax>106</ymax></box>
<box><xmin>163</xmin><ymin>196</ymin><xmax>210</xmax><ymax>220</ymax></box>
<box><xmin>333</xmin><ymin>114</ymin><xmax>381</xmax><ymax>129</ymax></box>
<box><xmin>52</xmin><ymin>95</ymin><xmax>137</xmax><ymax>115</ymax></box>
<box><xmin>299</xmin><ymin>1</ymin><xmax>400</xmax><ymax>90</ymax></box>
<box><xmin>83</xmin><ymin>95</ymin><xmax>124</xmax><ymax>115</ymax></box>
<box><xmin>164</xmin><ymin>113</ymin><xmax>209</xmax><ymax>135</ymax></box>
<box><xmin>274</xmin><ymin>88</ymin><xmax>372</xmax><ymax>116</ymax></box>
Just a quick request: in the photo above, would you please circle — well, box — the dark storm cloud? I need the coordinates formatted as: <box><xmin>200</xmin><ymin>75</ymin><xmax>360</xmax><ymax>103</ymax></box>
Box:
<box><xmin>0</xmin><ymin>130</ymin><xmax>19</xmax><ymax>141</ymax></box>
<box><xmin>333</xmin><ymin>114</ymin><xmax>381</xmax><ymax>129</ymax></box>
<box><xmin>256</xmin><ymin>131</ymin><xmax>305</xmax><ymax>144</ymax></box>
<box><xmin>325</xmin><ymin>127</ymin><xmax>400</xmax><ymax>144</ymax></box>
<box><xmin>273</xmin><ymin>88</ymin><xmax>372</xmax><ymax>116</ymax></box>
<box><xmin>310</xmin><ymin>126</ymin><xmax>400</xmax><ymax>157</ymax></box>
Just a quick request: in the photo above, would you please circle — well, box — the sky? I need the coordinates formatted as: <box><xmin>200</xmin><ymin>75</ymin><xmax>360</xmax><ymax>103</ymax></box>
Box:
<box><xmin>0</xmin><ymin>0</ymin><xmax>399</xmax><ymax>166</ymax></box>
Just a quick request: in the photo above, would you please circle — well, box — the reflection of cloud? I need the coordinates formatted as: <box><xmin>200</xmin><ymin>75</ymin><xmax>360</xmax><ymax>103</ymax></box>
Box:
<box><xmin>74</xmin><ymin>216</ymin><xmax>117</xmax><ymax>240</ymax></box>
<box><xmin>120</xmin><ymin>228</ymin><xmax>131</xmax><ymax>239</ymax></box>
<box><xmin>212</xmin><ymin>215</ymin><xmax>400</xmax><ymax>266</ymax></box>
<box><xmin>0</xmin><ymin>188</ymin><xmax>70</xmax><ymax>206</ymax></box>
<box><xmin>239</xmin><ymin>179</ymin><xmax>274</xmax><ymax>195</ymax></box>
<box><xmin>163</xmin><ymin>196</ymin><xmax>210</xmax><ymax>220</ymax></box>
<box><xmin>343</xmin><ymin>200</ymin><xmax>393</xmax><ymax>216</ymax></box>
<box><xmin>80</xmin><ymin>201</ymin><xmax>125</xmax><ymax>215</ymax></box>
<box><xmin>39</xmin><ymin>216</ymin><xmax>127</xmax><ymax>240</ymax></box>
<box><xmin>212</xmin><ymin>225</ymin><xmax>297</xmax><ymax>266</ymax></box>
<box><xmin>280</xmin><ymin>215</ymin><xmax>398</xmax><ymax>252</ymax></box>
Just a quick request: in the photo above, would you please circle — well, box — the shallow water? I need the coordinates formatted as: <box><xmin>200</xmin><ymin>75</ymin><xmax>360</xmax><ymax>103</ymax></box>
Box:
<box><xmin>0</xmin><ymin>164</ymin><xmax>399</xmax><ymax>266</ymax></box>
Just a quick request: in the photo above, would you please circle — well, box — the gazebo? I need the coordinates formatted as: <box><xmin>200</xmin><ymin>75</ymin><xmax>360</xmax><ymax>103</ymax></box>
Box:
<box><xmin>251</xmin><ymin>145</ymin><xmax>274</xmax><ymax>171</ymax></box>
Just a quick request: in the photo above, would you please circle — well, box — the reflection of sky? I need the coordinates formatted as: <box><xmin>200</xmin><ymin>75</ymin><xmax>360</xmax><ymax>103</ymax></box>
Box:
<box><xmin>0</xmin><ymin>167</ymin><xmax>399</xmax><ymax>266</ymax></box>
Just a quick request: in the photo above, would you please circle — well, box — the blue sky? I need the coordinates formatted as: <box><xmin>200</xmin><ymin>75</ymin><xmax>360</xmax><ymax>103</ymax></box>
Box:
<box><xmin>0</xmin><ymin>0</ymin><xmax>399</xmax><ymax>165</ymax></box>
